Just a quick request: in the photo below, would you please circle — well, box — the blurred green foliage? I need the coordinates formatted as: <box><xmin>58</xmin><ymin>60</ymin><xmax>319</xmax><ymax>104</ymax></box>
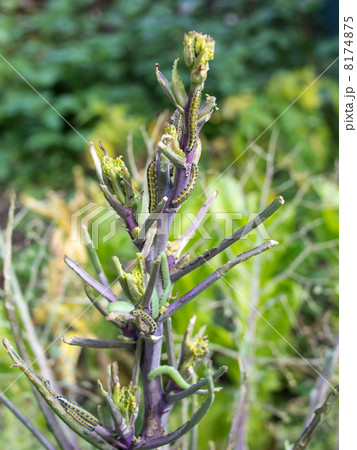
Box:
<box><xmin>0</xmin><ymin>0</ymin><xmax>337</xmax><ymax>191</ymax></box>
<box><xmin>0</xmin><ymin>0</ymin><xmax>338</xmax><ymax>449</ymax></box>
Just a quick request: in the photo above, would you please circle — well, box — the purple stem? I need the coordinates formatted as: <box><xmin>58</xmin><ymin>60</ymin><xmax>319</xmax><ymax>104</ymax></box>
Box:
<box><xmin>139</xmin><ymin>82</ymin><xmax>213</xmax><ymax>440</ymax></box>
<box><xmin>227</xmin><ymin>373</ymin><xmax>249</xmax><ymax>449</ymax></box>
<box><xmin>140</xmin><ymin>323</ymin><xmax>171</xmax><ymax>439</ymax></box>
<box><xmin>140</xmin><ymin>214</ymin><xmax>176</xmax><ymax>437</ymax></box>
<box><xmin>100</xmin><ymin>183</ymin><xmax>140</xmax><ymax>244</ymax></box>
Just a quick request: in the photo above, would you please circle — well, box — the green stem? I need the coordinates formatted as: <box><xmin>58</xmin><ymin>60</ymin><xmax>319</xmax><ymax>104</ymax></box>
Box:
<box><xmin>81</xmin><ymin>225</ymin><xmax>111</xmax><ymax>288</ymax></box>
<box><xmin>166</xmin><ymin>366</ymin><xmax>227</xmax><ymax>402</ymax></box>
<box><xmin>163</xmin><ymin>318</ymin><xmax>176</xmax><ymax>368</ymax></box>
<box><xmin>142</xmin><ymin>256</ymin><xmax>161</xmax><ymax>314</ymax></box>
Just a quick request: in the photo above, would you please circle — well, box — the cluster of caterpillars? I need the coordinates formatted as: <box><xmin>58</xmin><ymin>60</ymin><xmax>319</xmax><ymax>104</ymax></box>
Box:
<box><xmin>147</xmin><ymin>160</ymin><xmax>199</xmax><ymax>212</ymax></box>
<box><xmin>147</xmin><ymin>88</ymin><xmax>201</xmax><ymax>212</ymax></box>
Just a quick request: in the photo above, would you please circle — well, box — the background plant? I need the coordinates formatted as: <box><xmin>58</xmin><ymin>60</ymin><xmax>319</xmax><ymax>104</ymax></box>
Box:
<box><xmin>0</xmin><ymin>0</ymin><xmax>337</xmax><ymax>192</ymax></box>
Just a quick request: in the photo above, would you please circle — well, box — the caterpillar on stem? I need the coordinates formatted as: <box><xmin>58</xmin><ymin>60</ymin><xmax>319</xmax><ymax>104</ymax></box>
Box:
<box><xmin>56</xmin><ymin>395</ymin><xmax>99</xmax><ymax>430</ymax></box>
<box><xmin>43</xmin><ymin>380</ymin><xmax>56</xmax><ymax>397</ymax></box>
<box><xmin>132</xmin><ymin>309</ymin><xmax>158</xmax><ymax>335</ymax></box>
<box><xmin>172</xmin><ymin>110</ymin><xmax>184</xmax><ymax>145</ymax></box>
<box><xmin>184</xmin><ymin>89</ymin><xmax>201</xmax><ymax>154</ymax></box>
<box><xmin>67</xmin><ymin>409</ymin><xmax>96</xmax><ymax>431</ymax></box>
<box><xmin>147</xmin><ymin>161</ymin><xmax>158</xmax><ymax>213</ymax></box>
<box><xmin>172</xmin><ymin>163</ymin><xmax>199</xmax><ymax>207</ymax></box>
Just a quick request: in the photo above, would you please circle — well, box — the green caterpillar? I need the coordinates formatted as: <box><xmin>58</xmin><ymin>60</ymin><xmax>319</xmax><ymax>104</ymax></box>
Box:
<box><xmin>56</xmin><ymin>395</ymin><xmax>99</xmax><ymax>430</ymax></box>
<box><xmin>172</xmin><ymin>163</ymin><xmax>199</xmax><ymax>206</ymax></box>
<box><xmin>132</xmin><ymin>309</ymin><xmax>158</xmax><ymax>335</ymax></box>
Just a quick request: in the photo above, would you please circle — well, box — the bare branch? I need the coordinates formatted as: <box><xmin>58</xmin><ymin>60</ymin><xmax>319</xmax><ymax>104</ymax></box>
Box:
<box><xmin>293</xmin><ymin>385</ymin><xmax>339</xmax><ymax>450</ymax></box>
<box><xmin>81</xmin><ymin>225</ymin><xmax>111</xmax><ymax>288</ymax></box>
<box><xmin>62</xmin><ymin>336</ymin><xmax>135</xmax><ymax>349</ymax></box>
<box><xmin>160</xmin><ymin>240</ymin><xmax>279</xmax><ymax>321</ymax></box>
<box><xmin>166</xmin><ymin>366</ymin><xmax>227</xmax><ymax>402</ymax></box>
<box><xmin>170</xmin><ymin>197</ymin><xmax>284</xmax><ymax>282</ymax></box>
<box><xmin>65</xmin><ymin>255</ymin><xmax>119</xmax><ymax>303</ymax></box>
<box><xmin>175</xmin><ymin>189</ymin><xmax>218</xmax><ymax>258</ymax></box>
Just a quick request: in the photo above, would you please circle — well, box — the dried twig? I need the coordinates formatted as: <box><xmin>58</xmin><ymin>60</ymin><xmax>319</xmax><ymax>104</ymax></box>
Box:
<box><xmin>293</xmin><ymin>385</ymin><xmax>339</xmax><ymax>450</ymax></box>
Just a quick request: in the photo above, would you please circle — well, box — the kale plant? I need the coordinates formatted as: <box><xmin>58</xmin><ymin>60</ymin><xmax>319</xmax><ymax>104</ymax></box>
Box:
<box><xmin>1</xmin><ymin>31</ymin><xmax>283</xmax><ymax>449</ymax></box>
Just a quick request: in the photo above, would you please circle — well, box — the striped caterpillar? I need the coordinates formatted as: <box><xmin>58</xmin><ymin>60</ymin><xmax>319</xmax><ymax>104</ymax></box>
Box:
<box><xmin>132</xmin><ymin>309</ymin><xmax>158</xmax><ymax>335</ymax></box>
<box><xmin>43</xmin><ymin>380</ymin><xmax>56</xmax><ymax>396</ymax></box>
<box><xmin>172</xmin><ymin>110</ymin><xmax>184</xmax><ymax>145</ymax></box>
<box><xmin>184</xmin><ymin>89</ymin><xmax>201</xmax><ymax>154</ymax></box>
<box><xmin>172</xmin><ymin>163</ymin><xmax>199</xmax><ymax>207</ymax></box>
<box><xmin>147</xmin><ymin>161</ymin><xmax>158</xmax><ymax>213</ymax></box>
<box><xmin>67</xmin><ymin>409</ymin><xmax>96</xmax><ymax>431</ymax></box>
<box><xmin>56</xmin><ymin>395</ymin><xmax>99</xmax><ymax>430</ymax></box>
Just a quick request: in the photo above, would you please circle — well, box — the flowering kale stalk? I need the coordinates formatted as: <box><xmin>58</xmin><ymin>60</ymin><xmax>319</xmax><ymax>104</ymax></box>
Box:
<box><xmin>2</xmin><ymin>31</ymin><xmax>284</xmax><ymax>449</ymax></box>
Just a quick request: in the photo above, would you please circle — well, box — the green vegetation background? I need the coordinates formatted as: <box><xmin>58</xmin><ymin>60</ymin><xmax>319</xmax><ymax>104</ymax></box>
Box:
<box><xmin>0</xmin><ymin>1</ymin><xmax>338</xmax><ymax>449</ymax></box>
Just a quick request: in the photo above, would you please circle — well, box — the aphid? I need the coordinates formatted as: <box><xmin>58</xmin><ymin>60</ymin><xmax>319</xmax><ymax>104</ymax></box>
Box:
<box><xmin>56</xmin><ymin>395</ymin><xmax>99</xmax><ymax>429</ymax></box>
<box><xmin>184</xmin><ymin>89</ymin><xmax>201</xmax><ymax>154</ymax></box>
<box><xmin>172</xmin><ymin>163</ymin><xmax>199</xmax><ymax>206</ymax></box>
<box><xmin>132</xmin><ymin>309</ymin><xmax>158</xmax><ymax>335</ymax></box>
<box><xmin>147</xmin><ymin>161</ymin><xmax>158</xmax><ymax>212</ymax></box>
